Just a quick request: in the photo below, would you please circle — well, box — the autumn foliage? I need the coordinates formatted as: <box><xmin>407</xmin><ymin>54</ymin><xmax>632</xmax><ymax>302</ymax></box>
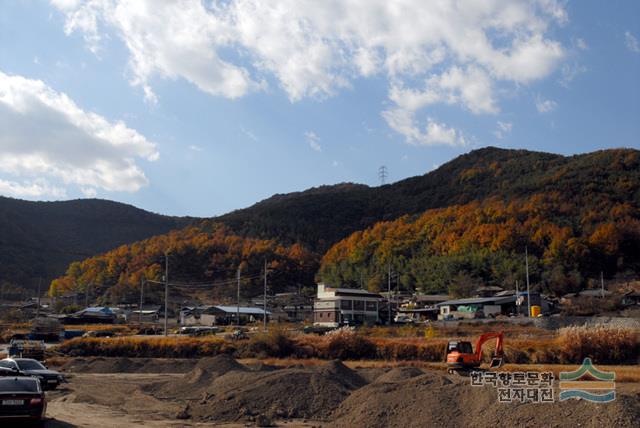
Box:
<box><xmin>319</xmin><ymin>192</ymin><xmax>640</xmax><ymax>295</ymax></box>
<box><xmin>47</xmin><ymin>147</ymin><xmax>640</xmax><ymax>300</ymax></box>
<box><xmin>49</xmin><ymin>221</ymin><xmax>317</xmax><ymax>303</ymax></box>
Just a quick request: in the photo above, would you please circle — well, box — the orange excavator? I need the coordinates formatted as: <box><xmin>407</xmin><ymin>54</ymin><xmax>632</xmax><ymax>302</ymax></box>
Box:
<box><xmin>446</xmin><ymin>332</ymin><xmax>504</xmax><ymax>374</ymax></box>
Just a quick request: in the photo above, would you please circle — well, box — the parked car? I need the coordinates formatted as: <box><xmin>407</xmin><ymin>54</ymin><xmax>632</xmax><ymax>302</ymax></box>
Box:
<box><xmin>393</xmin><ymin>314</ymin><xmax>414</xmax><ymax>324</ymax></box>
<box><xmin>179</xmin><ymin>326</ymin><xmax>220</xmax><ymax>336</ymax></box>
<box><xmin>0</xmin><ymin>377</ymin><xmax>46</xmax><ymax>424</ymax></box>
<box><xmin>82</xmin><ymin>330</ymin><xmax>114</xmax><ymax>338</ymax></box>
<box><xmin>0</xmin><ymin>359</ymin><xmax>65</xmax><ymax>391</ymax></box>
<box><xmin>0</xmin><ymin>367</ymin><xmax>22</xmax><ymax>377</ymax></box>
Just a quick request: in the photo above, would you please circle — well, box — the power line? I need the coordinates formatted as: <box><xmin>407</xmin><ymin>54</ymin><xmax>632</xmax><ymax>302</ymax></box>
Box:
<box><xmin>146</xmin><ymin>274</ymin><xmax>262</xmax><ymax>289</ymax></box>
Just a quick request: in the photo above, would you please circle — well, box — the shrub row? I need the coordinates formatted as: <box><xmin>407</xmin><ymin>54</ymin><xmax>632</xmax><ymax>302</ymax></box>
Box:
<box><xmin>53</xmin><ymin>324</ymin><xmax>639</xmax><ymax>365</ymax></box>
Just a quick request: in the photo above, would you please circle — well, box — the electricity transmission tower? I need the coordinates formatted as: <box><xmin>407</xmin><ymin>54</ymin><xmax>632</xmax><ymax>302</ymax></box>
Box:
<box><xmin>378</xmin><ymin>165</ymin><xmax>388</xmax><ymax>185</ymax></box>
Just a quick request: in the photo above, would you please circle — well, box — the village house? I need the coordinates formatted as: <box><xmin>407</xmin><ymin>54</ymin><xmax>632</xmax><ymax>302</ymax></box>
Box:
<box><xmin>180</xmin><ymin>305</ymin><xmax>270</xmax><ymax>326</ymax></box>
<box><xmin>313</xmin><ymin>283</ymin><xmax>383</xmax><ymax>327</ymax></box>
<box><xmin>437</xmin><ymin>295</ymin><xmax>517</xmax><ymax>320</ymax></box>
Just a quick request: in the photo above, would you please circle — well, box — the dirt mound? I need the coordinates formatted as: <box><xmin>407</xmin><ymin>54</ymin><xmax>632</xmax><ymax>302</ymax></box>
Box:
<box><xmin>331</xmin><ymin>371</ymin><xmax>640</xmax><ymax>428</ymax></box>
<box><xmin>193</xmin><ymin>354</ymin><xmax>247</xmax><ymax>375</ymax></box>
<box><xmin>314</xmin><ymin>360</ymin><xmax>366</xmax><ymax>389</ymax></box>
<box><xmin>58</xmin><ymin>357</ymin><xmax>195</xmax><ymax>373</ymax></box>
<box><xmin>149</xmin><ymin>359</ymin><xmax>365</xmax><ymax>422</ymax></box>
<box><xmin>374</xmin><ymin>367</ymin><xmax>424</xmax><ymax>383</ymax></box>
<box><xmin>145</xmin><ymin>354</ymin><xmax>251</xmax><ymax>400</ymax></box>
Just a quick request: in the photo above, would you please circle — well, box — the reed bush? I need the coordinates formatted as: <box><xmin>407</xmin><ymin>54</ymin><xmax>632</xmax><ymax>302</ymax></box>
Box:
<box><xmin>557</xmin><ymin>324</ymin><xmax>639</xmax><ymax>364</ymax></box>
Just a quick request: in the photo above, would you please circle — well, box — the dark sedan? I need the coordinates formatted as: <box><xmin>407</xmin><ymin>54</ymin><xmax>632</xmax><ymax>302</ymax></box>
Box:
<box><xmin>0</xmin><ymin>359</ymin><xmax>65</xmax><ymax>390</ymax></box>
<box><xmin>0</xmin><ymin>377</ymin><xmax>46</xmax><ymax>424</ymax></box>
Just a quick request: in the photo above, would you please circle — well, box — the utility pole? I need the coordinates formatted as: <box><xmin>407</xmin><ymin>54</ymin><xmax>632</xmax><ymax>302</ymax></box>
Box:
<box><xmin>263</xmin><ymin>259</ymin><xmax>268</xmax><ymax>332</ymax></box>
<box><xmin>515</xmin><ymin>280</ymin><xmax>519</xmax><ymax>315</ymax></box>
<box><xmin>164</xmin><ymin>251</ymin><xmax>169</xmax><ymax>336</ymax></box>
<box><xmin>85</xmin><ymin>283</ymin><xmax>90</xmax><ymax>309</ymax></box>
<box><xmin>35</xmin><ymin>278</ymin><xmax>42</xmax><ymax>319</ymax></box>
<box><xmin>525</xmin><ymin>247</ymin><xmax>531</xmax><ymax>318</ymax></box>
<box><xmin>387</xmin><ymin>261</ymin><xmax>392</xmax><ymax>325</ymax></box>
<box><xmin>600</xmin><ymin>271</ymin><xmax>605</xmax><ymax>298</ymax></box>
<box><xmin>139</xmin><ymin>277</ymin><xmax>145</xmax><ymax>327</ymax></box>
<box><xmin>236</xmin><ymin>265</ymin><xmax>241</xmax><ymax>327</ymax></box>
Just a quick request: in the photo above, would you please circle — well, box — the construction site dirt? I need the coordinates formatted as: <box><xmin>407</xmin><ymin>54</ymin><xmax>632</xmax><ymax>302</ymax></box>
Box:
<box><xmin>42</xmin><ymin>356</ymin><xmax>640</xmax><ymax>427</ymax></box>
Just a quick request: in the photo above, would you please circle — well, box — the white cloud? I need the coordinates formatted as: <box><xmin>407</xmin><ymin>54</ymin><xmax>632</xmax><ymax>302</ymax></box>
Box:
<box><xmin>52</xmin><ymin>0</ymin><xmax>566</xmax><ymax>142</ymax></box>
<box><xmin>559</xmin><ymin>62</ymin><xmax>586</xmax><ymax>87</ymax></box>
<box><xmin>493</xmin><ymin>121</ymin><xmax>513</xmax><ymax>139</ymax></box>
<box><xmin>575</xmin><ymin>38</ymin><xmax>588</xmax><ymax>50</ymax></box>
<box><xmin>382</xmin><ymin>109</ymin><xmax>465</xmax><ymax>147</ymax></box>
<box><xmin>0</xmin><ymin>70</ymin><xmax>157</xmax><ymax>197</ymax></box>
<box><xmin>240</xmin><ymin>127</ymin><xmax>258</xmax><ymax>142</ymax></box>
<box><xmin>535</xmin><ymin>95</ymin><xmax>557</xmax><ymax>113</ymax></box>
<box><xmin>304</xmin><ymin>131</ymin><xmax>322</xmax><ymax>152</ymax></box>
<box><xmin>389</xmin><ymin>66</ymin><xmax>498</xmax><ymax>115</ymax></box>
<box><xmin>80</xmin><ymin>187</ymin><xmax>97</xmax><ymax>197</ymax></box>
<box><xmin>51</xmin><ymin>0</ymin><xmax>259</xmax><ymax>103</ymax></box>
<box><xmin>188</xmin><ymin>145</ymin><xmax>203</xmax><ymax>152</ymax></box>
<box><xmin>625</xmin><ymin>31</ymin><xmax>640</xmax><ymax>53</ymax></box>
<box><xmin>0</xmin><ymin>178</ymin><xmax>67</xmax><ymax>199</ymax></box>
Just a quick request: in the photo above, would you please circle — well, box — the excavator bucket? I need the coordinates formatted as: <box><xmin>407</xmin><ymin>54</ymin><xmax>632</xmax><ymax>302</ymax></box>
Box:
<box><xmin>489</xmin><ymin>357</ymin><xmax>503</xmax><ymax>369</ymax></box>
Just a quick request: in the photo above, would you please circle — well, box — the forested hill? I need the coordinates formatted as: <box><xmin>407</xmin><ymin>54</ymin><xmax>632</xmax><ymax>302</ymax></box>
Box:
<box><xmin>0</xmin><ymin>197</ymin><xmax>192</xmax><ymax>291</ymax></box>
<box><xmin>218</xmin><ymin>147</ymin><xmax>639</xmax><ymax>252</ymax></box>
<box><xmin>46</xmin><ymin>146</ymin><xmax>640</xmax><ymax>302</ymax></box>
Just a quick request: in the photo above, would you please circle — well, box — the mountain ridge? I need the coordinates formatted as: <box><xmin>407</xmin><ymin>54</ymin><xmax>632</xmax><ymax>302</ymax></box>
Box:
<box><xmin>0</xmin><ymin>196</ymin><xmax>194</xmax><ymax>291</ymax></box>
<box><xmin>41</xmin><ymin>146</ymin><xmax>640</xmax><ymax>301</ymax></box>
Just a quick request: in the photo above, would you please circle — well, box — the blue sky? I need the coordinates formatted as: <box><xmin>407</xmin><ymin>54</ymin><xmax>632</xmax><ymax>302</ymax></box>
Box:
<box><xmin>0</xmin><ymin>0</ymin><xmax>638</xmax><ymax>217</ymax></box>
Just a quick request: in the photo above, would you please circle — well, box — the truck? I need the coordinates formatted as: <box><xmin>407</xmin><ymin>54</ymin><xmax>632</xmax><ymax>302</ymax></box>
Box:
<box><xmin>29</xmin><ymin>318</ymin><xmax>63</xmax><ymax>342</ymax></box>
<box><xmin>7</xmin><ymin>340</ymin><xmax>47</xmax><ymax>362</ymax></box>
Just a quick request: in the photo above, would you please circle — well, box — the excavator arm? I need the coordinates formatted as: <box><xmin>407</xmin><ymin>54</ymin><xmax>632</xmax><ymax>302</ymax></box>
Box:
<box><xmin>474</xmin><ymin>332</ymin><xmax>504</xmax><ymax>369</ymax></box>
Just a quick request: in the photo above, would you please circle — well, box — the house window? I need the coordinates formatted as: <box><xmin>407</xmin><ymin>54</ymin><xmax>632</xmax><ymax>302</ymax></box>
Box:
<box><xmin>366</xmin><ymin>301</ymin><xmax>377</xmax><ymax>311</ymax></box>
<box><xmin>353</xmin><ymin>300</ymin><xmax>364</xmax><ymax>311</ymax></box>
<box><xmin>340</xmin><ymin>300</ymin><xmax>352</xmax><ymax>310</ymax></box>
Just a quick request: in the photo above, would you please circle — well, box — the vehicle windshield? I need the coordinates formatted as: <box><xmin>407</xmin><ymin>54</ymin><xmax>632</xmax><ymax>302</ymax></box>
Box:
<box><xmin>16</xmin><ymin>360</ymin><xmax>46</xmax><ymax>371</ymax></box>
<box><xmin>458</xmin><ymin>342</ymin><xmax>473</xmax><ymax>354</ymax></box>
<box><xmin>0</xmin><ymin>378</ymin><xmax>39</xmax><ymax>392</ymax></box>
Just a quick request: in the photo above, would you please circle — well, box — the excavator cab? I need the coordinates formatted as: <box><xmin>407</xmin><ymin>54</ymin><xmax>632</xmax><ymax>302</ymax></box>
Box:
<box><xmin>446</xmin><ymin>332</ymin><xmax>504</xmax><ymax>373</ymax></box>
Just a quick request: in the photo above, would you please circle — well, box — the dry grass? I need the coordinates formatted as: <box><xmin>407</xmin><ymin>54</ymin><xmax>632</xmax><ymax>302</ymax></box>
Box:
<box><xmin>70</xmin><ymin>324</ymin><xmax>135</xmax><ymax>333</ymax></box>
<box><xmin>52</xmin><ymin>324</ymin><xmax>639</xmax><ymax>366</ymax></box>
<box><xmin>557</xmin><ymin>324</ymin><xmax>639</xmax><ymax>364</ymax></box>
<box><xmin>359</xmin><ymin>323</ymin><xmax>555</xmax><ymax>340</ymax></box>
<box><xmin>54</xmin><ymin>336</ymin><xmax>237</xmax><ymax>358</ymax></box>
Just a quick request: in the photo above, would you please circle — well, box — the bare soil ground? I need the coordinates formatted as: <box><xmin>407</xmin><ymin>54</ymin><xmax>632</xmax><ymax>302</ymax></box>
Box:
<box><xmin>41</xmin><ymin>356</ymin><xmax>640</xmax><ymax>428</ymax></box>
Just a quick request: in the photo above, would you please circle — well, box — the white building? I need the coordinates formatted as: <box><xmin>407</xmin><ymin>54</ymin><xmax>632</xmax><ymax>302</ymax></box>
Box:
<box><xmin>313</xmin><ymin>283</ymin><xmax>382</xmax><ymax>327</ymax></box>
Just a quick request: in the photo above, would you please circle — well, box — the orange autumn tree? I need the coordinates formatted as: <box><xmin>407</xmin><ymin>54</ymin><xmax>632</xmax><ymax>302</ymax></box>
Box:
<box><xmin>48</xmin><ymin>221</ymin><xmax>317</xmax><ymax>304</ymax></box>
<box><xmin>318</xmin><ymin>193</ymin><xmax>640</xmax><ymax>296</ymax></box>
